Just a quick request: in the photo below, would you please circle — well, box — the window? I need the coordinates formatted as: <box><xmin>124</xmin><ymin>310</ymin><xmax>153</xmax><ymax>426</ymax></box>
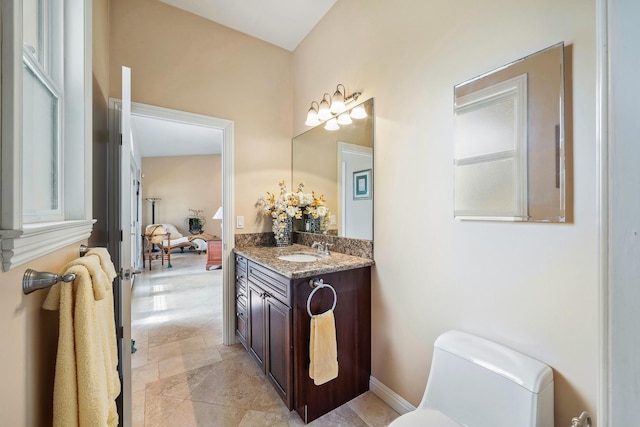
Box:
<box><xmin>22</xmin><ymin>0</ymin><xmax>64</xmax><ymax>223</ymax></box>
<box><xmin>0</xmin><ymin>0</ymin><xmax>93</xmax><ymax>271</ymax></box>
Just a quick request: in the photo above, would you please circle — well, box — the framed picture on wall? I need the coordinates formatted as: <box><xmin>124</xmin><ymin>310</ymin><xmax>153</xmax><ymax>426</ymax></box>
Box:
<box><xmin>353</xmin><ymin>169</ymin><xmax>372</xmax><ymax>200</ymax></box>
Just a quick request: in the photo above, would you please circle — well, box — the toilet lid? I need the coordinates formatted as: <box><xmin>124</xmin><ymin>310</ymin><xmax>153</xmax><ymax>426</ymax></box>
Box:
<box><xmin>389</xmin><ymin>409</ymin><xmax>462</xmax><ymax>427</ymax></box>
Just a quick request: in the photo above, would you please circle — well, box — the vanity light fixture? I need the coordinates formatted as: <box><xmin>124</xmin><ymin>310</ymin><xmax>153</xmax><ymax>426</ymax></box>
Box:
<box><xmin>337</xmin><ymin>112</ymin><xmax>352</xmax><ymax>125</ymax></box>
<box><xmin>330</xmin><ymin>84</ymin><xmax>347</xmax><ymax>113</ymax></box>
<box><xmin>304</xmin><ymin>83</ymin><xmax>363</xmax><ymax>128</ymax></box>
<box><xmin>317</xmin><ymin>94</ymin><xmax>333</xmax><ymax>121</ymax></box>
<box><xmin>349</xmin><ymin>104</ymin><xmax>367</xmax><ymax>119</ymax></box>
<box><xmin>324</xmin><ymin>118</ymin><xmax>340</xmax><ymax>131</ymax></box>
<box><xmin>305</xmin><ymin>101</ymin><xmax>320</xmax><ymax>126</ymax></box>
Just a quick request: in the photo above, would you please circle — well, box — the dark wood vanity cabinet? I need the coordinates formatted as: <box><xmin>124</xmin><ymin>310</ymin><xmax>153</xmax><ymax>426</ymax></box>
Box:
<box><xmin>292</xmin><ymin>267</ymin><xmax>371</xmax><ymax>423</ymax></box>
<box><xmin>235</xmin><ymin>252</ymin><xmax>371</xmax><ymax>424</ymax></box>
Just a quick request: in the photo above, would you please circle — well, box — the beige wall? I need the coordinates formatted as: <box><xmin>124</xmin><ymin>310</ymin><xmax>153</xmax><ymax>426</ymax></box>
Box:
<box><xmin>109</xmin><ymin>0</ymin><xmax>293</xmax><ymax>234</ymax></box>
<box><xmin>293</xmin><ymin>0</ymin><xmax>597</xmax><ymax>424</ymax></box>
<box><xmin>0</xmin><ymin>244</ymin><xmax>86</xmax><ymax>426</ymax></box>
<box><xmin>141</xmin><ymin>155</ymin><xmax>222</xmax><ymax>236</ymax></box>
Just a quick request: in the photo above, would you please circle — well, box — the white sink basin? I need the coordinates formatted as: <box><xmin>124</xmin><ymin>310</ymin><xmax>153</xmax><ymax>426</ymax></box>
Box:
<box><xmin>278</xmin><ymin>252</ymin><xmax>323</xmax><ymax>262</ymax></box>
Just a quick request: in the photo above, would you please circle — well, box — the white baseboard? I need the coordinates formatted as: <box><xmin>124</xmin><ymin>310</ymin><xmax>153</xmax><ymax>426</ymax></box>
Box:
<box><xmin>369</xmin><ymin>376</ymin><xmax>416</xmax><ymax>415</ymax></box>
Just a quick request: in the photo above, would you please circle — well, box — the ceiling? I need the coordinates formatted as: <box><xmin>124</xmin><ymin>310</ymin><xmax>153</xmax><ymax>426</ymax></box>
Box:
<box><xmin>132</xmin><ymin>114</ymin><xmax>224</xmax><ymax>158</ymax></box>
<box><xmin>135</xmin><ymin>0</ymin><xmax>336</xmax><ymax>158</ymax></box>
<box><xmin>159</xmin><ymin>0</ymin><xmax>337</xmax><ymax>51</ymax></box>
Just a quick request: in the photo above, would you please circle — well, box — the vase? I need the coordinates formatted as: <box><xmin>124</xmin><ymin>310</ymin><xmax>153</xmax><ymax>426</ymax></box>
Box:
<box><xmin>303</xmin><ymin>214</ymin><xmax>321</xmax><ymax>234</ymax></box>
<box><xmin>275</xmin><ymin>216</ymin><xmax>293</xmax><ymax>246</ymax></box>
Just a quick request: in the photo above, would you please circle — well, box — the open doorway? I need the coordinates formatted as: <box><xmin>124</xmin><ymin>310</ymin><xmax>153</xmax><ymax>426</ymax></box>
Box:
<box><xmin>110</xmin><ymin>99</ymin><xmax>236</xmax><ymax>424</ymax></box>
<box><xmin>128</xmin><ymin>102</ymin><xmax>235</xmax><ymax>344</ymax></box>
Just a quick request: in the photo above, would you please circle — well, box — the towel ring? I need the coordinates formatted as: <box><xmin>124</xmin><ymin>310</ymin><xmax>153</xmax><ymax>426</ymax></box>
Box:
<box><xmin>307</xmin><ymin>279</ymin><xmax>337</xmax><ymax>317</ymax></box>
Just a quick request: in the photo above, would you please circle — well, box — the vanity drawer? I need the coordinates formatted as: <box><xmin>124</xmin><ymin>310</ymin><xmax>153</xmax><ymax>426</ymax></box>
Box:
<box><xmin>248</xmin><ymin>261</ymin><xmax>291</xmax><ymax>306</ymax></box>
<box><xmin>236</xmin><ymin>255</ymin><xmax>248</xmax><ymax>282</ymax></box>
<box><xmin>236</xmin><ymin>303</ymin><xmax>248</xmax><ymax>345</ymax></box>
<box><xmin>236</xmin><ymin>285</ymin><xmax>247</xmax><ymax>308</ymax></box>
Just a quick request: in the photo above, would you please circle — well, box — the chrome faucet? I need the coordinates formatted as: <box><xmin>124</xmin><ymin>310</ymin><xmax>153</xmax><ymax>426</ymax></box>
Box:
<box><xmin>311</xmin><ymin>241</ymin><xmax>332</xmax><ymax>255</ymax></box>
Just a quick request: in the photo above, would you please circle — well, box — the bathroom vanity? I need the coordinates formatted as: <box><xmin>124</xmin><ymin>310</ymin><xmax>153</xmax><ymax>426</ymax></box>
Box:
<box><xmin>233</xmin><ymin>244</ymin><xmax>374</xmax><ymax>423</ymax></box>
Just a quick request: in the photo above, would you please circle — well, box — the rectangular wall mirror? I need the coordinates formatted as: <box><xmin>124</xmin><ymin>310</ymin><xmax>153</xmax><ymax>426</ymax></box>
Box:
<box><xmin>292</xmin><ymin>98</ymin><xmax>374</xmax><ymax>240</ymax></box>
<box><xmin>454</xmin><ymin>42</ymin><xmax>565</xmax><ymax>222</ymax></box>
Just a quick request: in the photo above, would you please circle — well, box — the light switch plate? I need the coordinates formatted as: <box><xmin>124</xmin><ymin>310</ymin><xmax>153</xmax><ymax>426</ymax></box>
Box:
<box><xmin>236</xmin><ymin>216</ymin><xmax>244</xmax><ymax>229</ymax></box>
<box><xmin>330</xmin><ymin>215</ymin><xmax>336</xmax><ymax>225</ymax></box>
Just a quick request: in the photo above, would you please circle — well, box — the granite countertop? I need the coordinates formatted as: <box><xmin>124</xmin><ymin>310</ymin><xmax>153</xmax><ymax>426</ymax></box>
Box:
<box><xmin>234</xmin><ymin>244</ymin><xmax>375</xmax><ymax>279</ymax></box>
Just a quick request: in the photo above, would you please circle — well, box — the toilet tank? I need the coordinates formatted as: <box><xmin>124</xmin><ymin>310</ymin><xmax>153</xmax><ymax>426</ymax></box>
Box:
<box><xmin>421</xmin><ymin>330</ymin><xmax>554</xmax><ymax>427</ymax></box>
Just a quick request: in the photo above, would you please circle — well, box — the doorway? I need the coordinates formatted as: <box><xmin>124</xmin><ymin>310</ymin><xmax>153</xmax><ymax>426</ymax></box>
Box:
<box><xmin>109</xmin><ymin>100</ymin><xmax>235</xmax><ymax>425</ymax></box>
<box><xmin>127</xmin><ymin>102</ymin><xmax>235</xmax><ymax>345</ymax></box>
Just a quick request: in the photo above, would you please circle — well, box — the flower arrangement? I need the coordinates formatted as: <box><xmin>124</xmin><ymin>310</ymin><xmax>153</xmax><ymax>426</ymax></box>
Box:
<box><xmin>295</xmin><ymin>182</ymin><xmax>331</xmax><ymax>233</ymax></box>
<box><xmin>257</xmin><ymin>180</ymin><xmax>331</xmax><ymax>245</ymax></box>
<box><xmin>185</xmin><ymin>208</ymin><xmax>206</xmax><ymax>233</ymax></box>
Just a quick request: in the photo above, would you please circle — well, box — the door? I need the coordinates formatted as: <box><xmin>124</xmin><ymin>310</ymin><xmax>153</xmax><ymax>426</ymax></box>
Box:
<box><xmin>338</xmin><ymin>142</ymin><xmax>373</xmax><ymax>240</ymax></box>
<box><xmin>248</xmin><ymin>281</ymin><xmax>266</xmax><ymax>370</ymax></box>
<box><xmin>265</xmin><ymin>295</ymin><xmax>292</xmax><ymax>408</ymax></box>
<box><xmin>118</xmin><ymin>66</ymin><xmax>134</xmax><ymax>426</ymax></box>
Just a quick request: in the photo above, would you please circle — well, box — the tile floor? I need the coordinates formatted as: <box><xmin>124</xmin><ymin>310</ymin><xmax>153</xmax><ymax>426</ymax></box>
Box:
<box><xmin>131</xmin><ymin>252</ymin><xmax>400</xmax><ymax>426</ymax></box>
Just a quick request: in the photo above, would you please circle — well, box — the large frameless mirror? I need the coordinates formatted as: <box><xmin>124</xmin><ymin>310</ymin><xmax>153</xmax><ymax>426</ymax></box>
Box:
<box><xmin>292</xmin><ymin>98</ymin><xmax>374</xmax><ymax>240</ymax></box>
<box><xmin>454</xmin><ymin>42</ymin><xmax>566</xmax><ymax>222</ymax></box>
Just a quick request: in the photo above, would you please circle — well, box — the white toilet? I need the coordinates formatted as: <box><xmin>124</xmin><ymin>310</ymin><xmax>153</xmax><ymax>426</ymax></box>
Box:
<box><xmin>389</xmin><ymin>330</ymin><xmax>554</xmax><ymax>427</ymax></box>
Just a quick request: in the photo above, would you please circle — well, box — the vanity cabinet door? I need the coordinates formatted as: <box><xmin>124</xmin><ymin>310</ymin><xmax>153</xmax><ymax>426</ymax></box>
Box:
<box><xmin>264</xmin><ymin>293</ymin><xmax>292</xmax><ymax>408</ymax></box>
<box><xmin>247</xmin><ymin>281</ymin><xmax>266</xmax><ymax>371</ymax></box>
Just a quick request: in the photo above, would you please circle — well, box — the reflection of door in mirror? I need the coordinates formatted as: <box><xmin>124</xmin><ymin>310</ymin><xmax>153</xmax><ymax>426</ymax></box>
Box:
<box><xmin>338</xmin><ymin>143</ymin><xmax>373</xmax><ymax>240</ymax></box>
<box><xmin>293</xmin><ymin>98</ymin><xmax>374</xmax><ymax>239</ymax></box>
<box><xmin>454</xmin><ymin>42</ymin><xmax>565</xmax><ymax>222</ymax></box>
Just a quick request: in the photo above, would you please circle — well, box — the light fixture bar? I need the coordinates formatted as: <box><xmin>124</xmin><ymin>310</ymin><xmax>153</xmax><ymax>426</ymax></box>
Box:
<box><xmin>305</xmin><ymin>84</ymin><xmax>363</xmax><ymax>127</ymax></box>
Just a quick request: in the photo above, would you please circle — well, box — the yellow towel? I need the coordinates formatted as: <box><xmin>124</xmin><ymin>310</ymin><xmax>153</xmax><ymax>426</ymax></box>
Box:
<box><xmin>43</xmin><ymin>255</ymin><xmax>108</xmax><ymax>306</ymax></box>
<box><xmin>43</xmin><ymin>257</ymin><xmax>120</xmax><ymax>427</ymax></box>
<box><xmin>309</xmin><ymin>310</ymin><xmax>339</xmax><ymax>386</ymax></box>
<box><xmin>85</xmin><ymin>247</ymin><xmax>118</xmax><ymax>283</ymax></box>
<box><xmin>84</xmin><ymin>249</ymin><xmax>120</xmax><ymax>427</ymax></box>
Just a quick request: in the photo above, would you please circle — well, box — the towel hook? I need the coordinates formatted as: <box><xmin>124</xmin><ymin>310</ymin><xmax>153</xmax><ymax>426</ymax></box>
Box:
<box><xmin>22</xmin><ymin>269</ymin><xmax>76</xmax><ymax>295</ymax></box>
<box><xmin>307</xmin><ymin>278</ymin><xmax>337</xmax><ymax>317</ymax></box>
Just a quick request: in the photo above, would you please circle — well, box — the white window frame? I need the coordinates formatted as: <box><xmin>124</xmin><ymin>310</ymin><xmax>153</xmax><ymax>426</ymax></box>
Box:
<box><xmin>0</xmin><ymin>0</ymin><xmax>94</xmax><ymax>271</ymax></box>
<box><xmin>22</xmin><ymin>43</ymin><xmax>64</xmax><ymax>223</ymax></box>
